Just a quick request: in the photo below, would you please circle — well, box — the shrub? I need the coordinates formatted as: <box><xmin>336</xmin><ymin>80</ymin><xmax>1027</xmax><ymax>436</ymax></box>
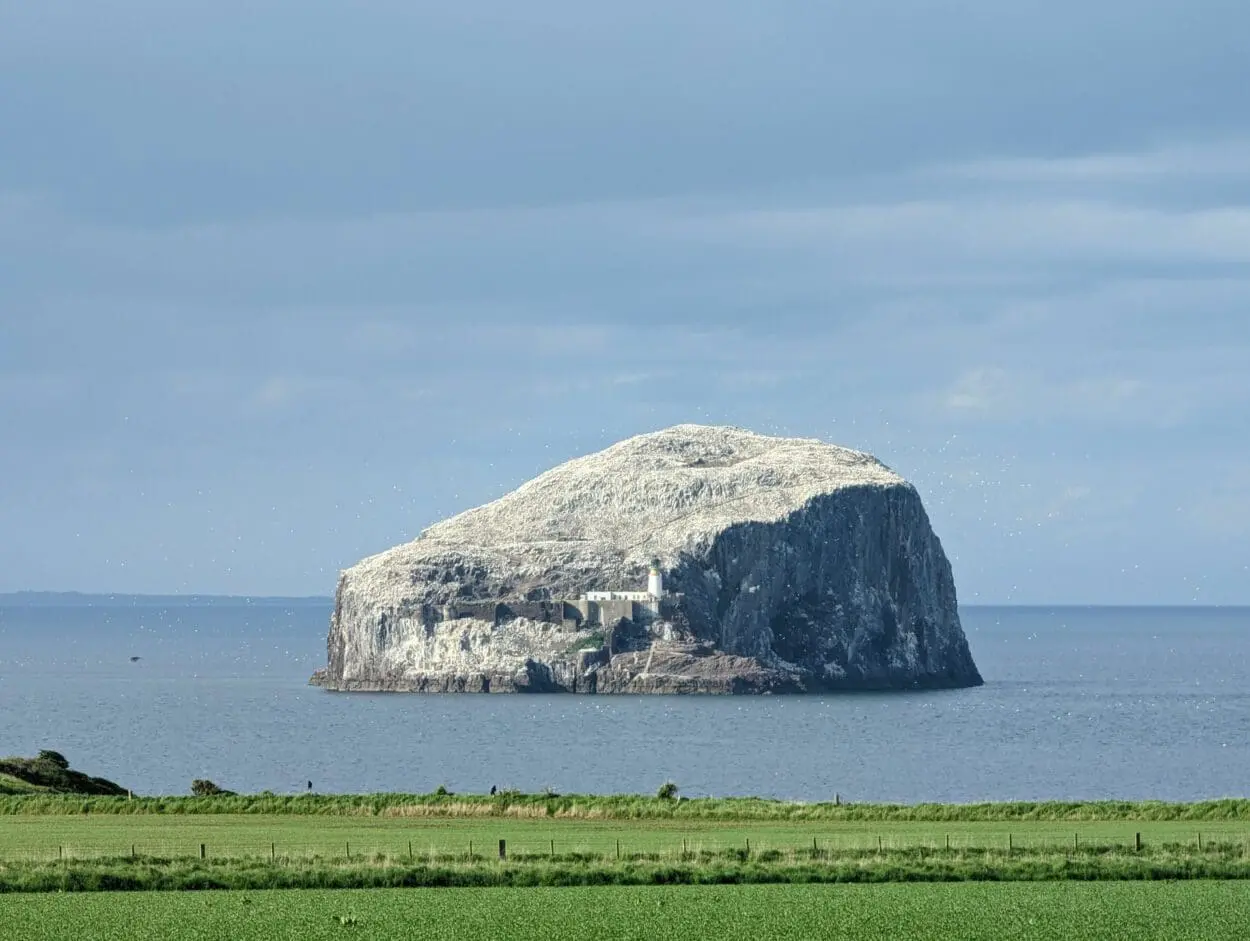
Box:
<box><xmin>657</xmin><ymin>782</ymin><xmax>679</xmax><ymax>801</ymax></box>
<box><xmin>434</xmin><ymin>785</ymin><xmax>453</xmax><ymax>797</ymax></box>
<box><xmin>191</xmin><ymin>779</ymin><xmax>234</xmax><ymax>797</ymax></box>
<box><xmin>36</xmin><ymin>751</ymin><xmax>70</xmax><ymax>770</ymax></box>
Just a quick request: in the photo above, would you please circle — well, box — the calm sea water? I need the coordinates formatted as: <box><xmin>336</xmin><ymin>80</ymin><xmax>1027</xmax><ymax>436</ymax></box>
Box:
<box><xmin>1</xmin><ymin>601</ymin><xmax>1247</xmax><ymax>803</ymax></box>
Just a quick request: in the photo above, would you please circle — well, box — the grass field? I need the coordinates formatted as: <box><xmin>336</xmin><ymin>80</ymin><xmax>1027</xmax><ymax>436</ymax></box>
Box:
<box><xmin>7</xmin><ymin>793</ymin><xmax>1250</xmax><ymax>821</ymax></box>
<box><xmin>2</xmin><ymin>812</ymin><xmax>1248</xmax><ymax>862</ymax></box>
<box><xmin>3</xmin><ymin>883</ymin><xmax>1248</xmax><ymax>940</ymax></box>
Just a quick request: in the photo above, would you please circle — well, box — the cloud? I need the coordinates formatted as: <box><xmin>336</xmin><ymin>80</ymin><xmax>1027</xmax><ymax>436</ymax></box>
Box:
<box><xmin>933</xmin><ymin>363</ymin><xmax>1241</xmax><ymax>430</ymax></box>
<box><xmin>943</xmin><ymin>368</ymin><xmax>1010</xmax><ymax>413</ymax></box>
<box><xmin>4</xmin><ymin>118</ymin><xmax>1250</xmax><ymax>599</ymax></box>
<box><xmin>679</xmin><ymin>199</ymin><xmax>1250</xmax><ymax>272</ymax></box>
<box><xmin>250</xmin><ymin>377</ymin><xmax>328</xmax><ymax>412</ymax></box>
<box><xmin>935</xmin><ymin>138</ymin><xmax>1250</xmax><ymax>184</ymax></box>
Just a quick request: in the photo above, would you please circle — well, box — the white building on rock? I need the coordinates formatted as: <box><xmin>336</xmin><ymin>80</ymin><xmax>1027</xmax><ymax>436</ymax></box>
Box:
<box><xmin>586</xmin><ymin>559</ymin><xmax>664</xmax><ymax>602</ymax></box>
<box><xmin>578</xmin><ymin>559</ymin><xmax>668</xmax><ymax>625</ymax></box>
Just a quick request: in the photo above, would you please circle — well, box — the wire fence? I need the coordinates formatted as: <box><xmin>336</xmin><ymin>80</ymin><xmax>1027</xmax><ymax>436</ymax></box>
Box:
<box><xmin>5</xmin><ymin>830</ymin><xmax>1250</xmax><ymax>864</ymax></box>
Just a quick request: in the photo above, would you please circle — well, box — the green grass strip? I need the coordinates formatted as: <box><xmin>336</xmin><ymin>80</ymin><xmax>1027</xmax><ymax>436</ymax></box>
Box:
<box><xmin>3</xmin><ymin>793</ymin><xmax>1250</xmax><ymax>821</ymax></box>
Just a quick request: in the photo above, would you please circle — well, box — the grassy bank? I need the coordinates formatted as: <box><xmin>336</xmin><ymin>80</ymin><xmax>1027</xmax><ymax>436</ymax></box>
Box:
<box><xmin>4</xmin><ymin>792</ymin><xmax>1250</xmax><ymax>821</ymax></box>
<box><xmin>0</xmin><ymin>753</ymin><xmax>126</xmax><ymax>798</ymax></box>
<box><xmin>5</xmin><ymin>843</ymin><xmax>1250</xmax><ymax>893</ymax></box>
<box><xmin>0</xmin><ymin>774</ymin><xmax>40</xmax><ymax>796</ymax></box>
<box><xmin>5</xmin><ymin>883</ymin><xmax>1247</xmax><ymax>941</ymax></box>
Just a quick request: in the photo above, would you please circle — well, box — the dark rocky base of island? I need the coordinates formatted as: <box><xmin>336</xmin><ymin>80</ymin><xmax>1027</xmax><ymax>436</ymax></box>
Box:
<box><xmin>308</xmin><ymin>646</ymin><xmax>980</xmax><ymax>694</ymax></box>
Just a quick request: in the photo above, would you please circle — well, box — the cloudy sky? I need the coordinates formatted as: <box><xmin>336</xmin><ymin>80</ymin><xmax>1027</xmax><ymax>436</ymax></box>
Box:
<box><xmin>2</xmin><ymin>2</ymin><xmax>1248</xmax><ymax>603</ymax></box>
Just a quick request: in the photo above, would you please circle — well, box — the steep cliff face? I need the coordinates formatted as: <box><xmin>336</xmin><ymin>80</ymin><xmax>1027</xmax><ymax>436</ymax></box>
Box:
<box><xmin>312</xmin><ymin>425</ymin><xmax>981</xmax><ymax>693</ymax></box>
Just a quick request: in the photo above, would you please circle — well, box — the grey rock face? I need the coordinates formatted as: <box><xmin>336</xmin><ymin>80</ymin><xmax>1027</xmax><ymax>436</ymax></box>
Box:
<box><xmin>311</xmin><ymin>425</ymin><xmax>981</xmax><ymax>693</ymax></box>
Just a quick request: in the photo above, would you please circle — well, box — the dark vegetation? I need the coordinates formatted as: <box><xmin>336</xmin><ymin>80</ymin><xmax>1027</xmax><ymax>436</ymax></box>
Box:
<box><xmin>4</xmin><ymin>791</ymin><xmax>1250</xmax><ymax>821</ymax></box>
<box><xmin>190</xmin><ymin>780</ymin><xmax>235</xmax><ymax>797</ymax></box>
<box><xmin>5</xmin><ymin>842</ymin><xmax>1250</xmax><ymax>893</ymax></box>
<box><xmin>0</xmin><ymin>753</ymin><xmax>125</xmax><ymax>797</ymax></box>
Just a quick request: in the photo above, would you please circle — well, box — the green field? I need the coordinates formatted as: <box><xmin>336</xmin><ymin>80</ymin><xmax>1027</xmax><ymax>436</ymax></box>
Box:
<box><xmin>3</xmin><ymin>883</ymin><xmax>1248</xmax><ymax>941</ymax></box>
<box><xmin>3</xmin><ymin>812</ymin><xmax>1248</xmax><ymax>862</ymax></box>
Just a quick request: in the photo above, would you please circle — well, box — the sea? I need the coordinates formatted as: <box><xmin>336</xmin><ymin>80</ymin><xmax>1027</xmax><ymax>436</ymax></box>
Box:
<box><xmin>1</xmin><ymin>599</ymin><xmax>1247</xmax><ymax>804</ymax></box>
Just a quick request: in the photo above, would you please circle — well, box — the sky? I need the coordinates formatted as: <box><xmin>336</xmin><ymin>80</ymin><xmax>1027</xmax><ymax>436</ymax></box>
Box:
<box><xmin>2</xmin><ymin>1</ymin><xmax>1248</xmax><ymax>604</ymax></box>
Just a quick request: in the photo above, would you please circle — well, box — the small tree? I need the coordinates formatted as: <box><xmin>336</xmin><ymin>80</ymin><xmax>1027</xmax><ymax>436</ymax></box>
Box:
<box><xmin>36</xmin><ymin>750</ymin><xmax>70</xmax><ymax>770</ymax></box>
<box><xmin>657</xmin><ymin>781</ymin><xmax>679</xmax><ymax>800</ymax></box>
<box><xmin>191</xmin><ymin>779</ymin><xmax>234</xmax><ymax>797</ymax></box>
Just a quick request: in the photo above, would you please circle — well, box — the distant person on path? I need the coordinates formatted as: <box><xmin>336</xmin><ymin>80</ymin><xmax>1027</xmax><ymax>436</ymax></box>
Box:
<box><xmin>490</xmin><ymin>785</ymin><xmax>497</xmax><ymax>795</ymax></box>
<box><xmin>308</xmin><ymin>781</ymin><xmax>313</xmax><ymax>793</ymax></box>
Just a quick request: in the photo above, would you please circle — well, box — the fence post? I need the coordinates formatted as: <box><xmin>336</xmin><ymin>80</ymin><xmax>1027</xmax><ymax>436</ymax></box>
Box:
<box><xmin>813</xmin><ymin>837</ymin><xmax>818</xmax><ymax>854</ymax></box>
<box><xmin>1135</xmin><ymin>832</ymin><xmax>1142</xmax><ymax>852</ymax></box>
<box><xmin>200</xmin><ymin>843</ymin><xmax>206</xmax><ymax>860</ymax></box>
<box><xmin>346</xmin><ymin>842</ymin><xmax>350</xmax><ymax>860</ymax></box>
<box><xmin>945</xmin><ymin>835</ymin><xmax>950</xmax><ymax>851</ymax></box>
<box><xmin>271</xmin><ymin>842</ymin><xmax>275</xmax><ymax>862</ymax></box>
<box><xmin>469</xmin><ymin>840</ymin><xmax>473</xmax><ymax>858</ymax></box>
<box><xmin>1008</xmin><ymin>834</ymin><xmax>1013</xmax><ymax>853</ymax></box>
<box><xmin>551</xmin><ymin>839</ymin><xmax>555</xmax><ymax>858</ymax></box>
<box><xmin>58</xmin><ymin>846</ymin><xmax>63</xmax><ymax>861</ymax></box>
<box><xmin>498</xmin><ymin>839</ymin><xmax>506</xmax><ymax>860</ymax></box>
<box><xmin>745</xmin><ymin>838</ymin><xmax>750</xmax><ymax>857</ymax></box>
<box><xmin>409</xmin><ymin>840</ymin><xmax>413</xmax><ymax>860</ymax></box>
<box><xmin>1198</xmin><ymin>833</ymin><xmax>1203</xmax><ymax>851</ymax></box>
<box><xmin>131</xmin><ymin>844</ymin><xmax>135</xmax><ymax>859</ymax></box>
<box><xmin>616</xmin><ymin>839</ymin><xmax>620</xmax><ymax>860</ymax></box>
<box><xmin>878</xmin><ymin>836</ymin><xmax>882</xmax><ymax>853</ymax></box>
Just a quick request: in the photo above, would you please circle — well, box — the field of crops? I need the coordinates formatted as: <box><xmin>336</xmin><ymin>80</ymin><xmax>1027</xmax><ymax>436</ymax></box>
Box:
<box><xmin>3</xmin><ymin>813</ymin><xmax>1248</xmax><ymax>862</ymax></box>
<box><xmin>3</xmin><ymin>882</ymin><xmax>1248</xmax><ymax>940</ymax></box>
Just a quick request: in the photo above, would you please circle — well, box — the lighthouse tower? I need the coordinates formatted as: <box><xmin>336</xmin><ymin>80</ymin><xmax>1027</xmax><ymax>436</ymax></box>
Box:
<box><xmin>647</xmin><ymin>559</ymin><xmax>664</xmax><ymax>600</ymax></box>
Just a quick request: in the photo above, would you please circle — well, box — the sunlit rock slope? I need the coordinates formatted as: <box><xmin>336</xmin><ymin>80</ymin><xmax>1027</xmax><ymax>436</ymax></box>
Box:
<box><xmin>311</xmin><ymin>424</ymin><xmax>981</xmax><ymax>693</ymax></box>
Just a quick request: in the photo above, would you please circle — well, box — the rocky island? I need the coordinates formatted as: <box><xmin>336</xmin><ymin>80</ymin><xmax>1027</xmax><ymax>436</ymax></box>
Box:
<box><xmin>311</xmin><ymin>425</ymin><xmax>981</xmax><ymax>694</ymax></box>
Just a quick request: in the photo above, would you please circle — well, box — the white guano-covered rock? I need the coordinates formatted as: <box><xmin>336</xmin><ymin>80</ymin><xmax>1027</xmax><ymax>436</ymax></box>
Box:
<box><xmin>312</xmin><ymin>425</ymin><xmax>982</xmax><ymax>693</ymax></box>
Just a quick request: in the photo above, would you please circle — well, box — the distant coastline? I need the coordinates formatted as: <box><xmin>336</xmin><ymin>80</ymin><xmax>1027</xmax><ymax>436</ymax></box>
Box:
<box><xmin>0</xmin><ymin>592</ymin><xmax>332</xmax><ymax>608</ymax></box>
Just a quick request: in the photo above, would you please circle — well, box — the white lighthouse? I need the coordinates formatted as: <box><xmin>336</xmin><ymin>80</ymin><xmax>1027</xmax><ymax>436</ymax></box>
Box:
<box><xmin>647</xmin><ymin>558</ymin><xmax>664</xmax><ymax>600</ymax></box>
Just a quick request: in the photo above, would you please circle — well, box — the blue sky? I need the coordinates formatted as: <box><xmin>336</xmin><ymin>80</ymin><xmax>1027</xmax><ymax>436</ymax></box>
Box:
<box><xmin>2</xmin><ymin>1</ymin><xmax>1248</xmax><ymax>603</ymax></box>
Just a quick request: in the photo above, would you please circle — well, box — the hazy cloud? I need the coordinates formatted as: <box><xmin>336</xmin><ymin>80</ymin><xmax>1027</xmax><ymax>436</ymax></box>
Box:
<box><xmin>2</xmin><ymin>2</ymin><xmax>1248</xmax><ymax>602</ymax></box>
<box><xmin>938</xmin><ymin>138</ymin><xmax>1250</xmax><ymax>184</ymax></box>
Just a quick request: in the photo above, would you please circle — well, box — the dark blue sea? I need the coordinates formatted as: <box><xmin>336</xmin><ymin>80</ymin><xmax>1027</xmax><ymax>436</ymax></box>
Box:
<box><xmin>1</xmin><ymin>600</ymin><xmax>1246</xmax><ymax>803</ymax></box>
